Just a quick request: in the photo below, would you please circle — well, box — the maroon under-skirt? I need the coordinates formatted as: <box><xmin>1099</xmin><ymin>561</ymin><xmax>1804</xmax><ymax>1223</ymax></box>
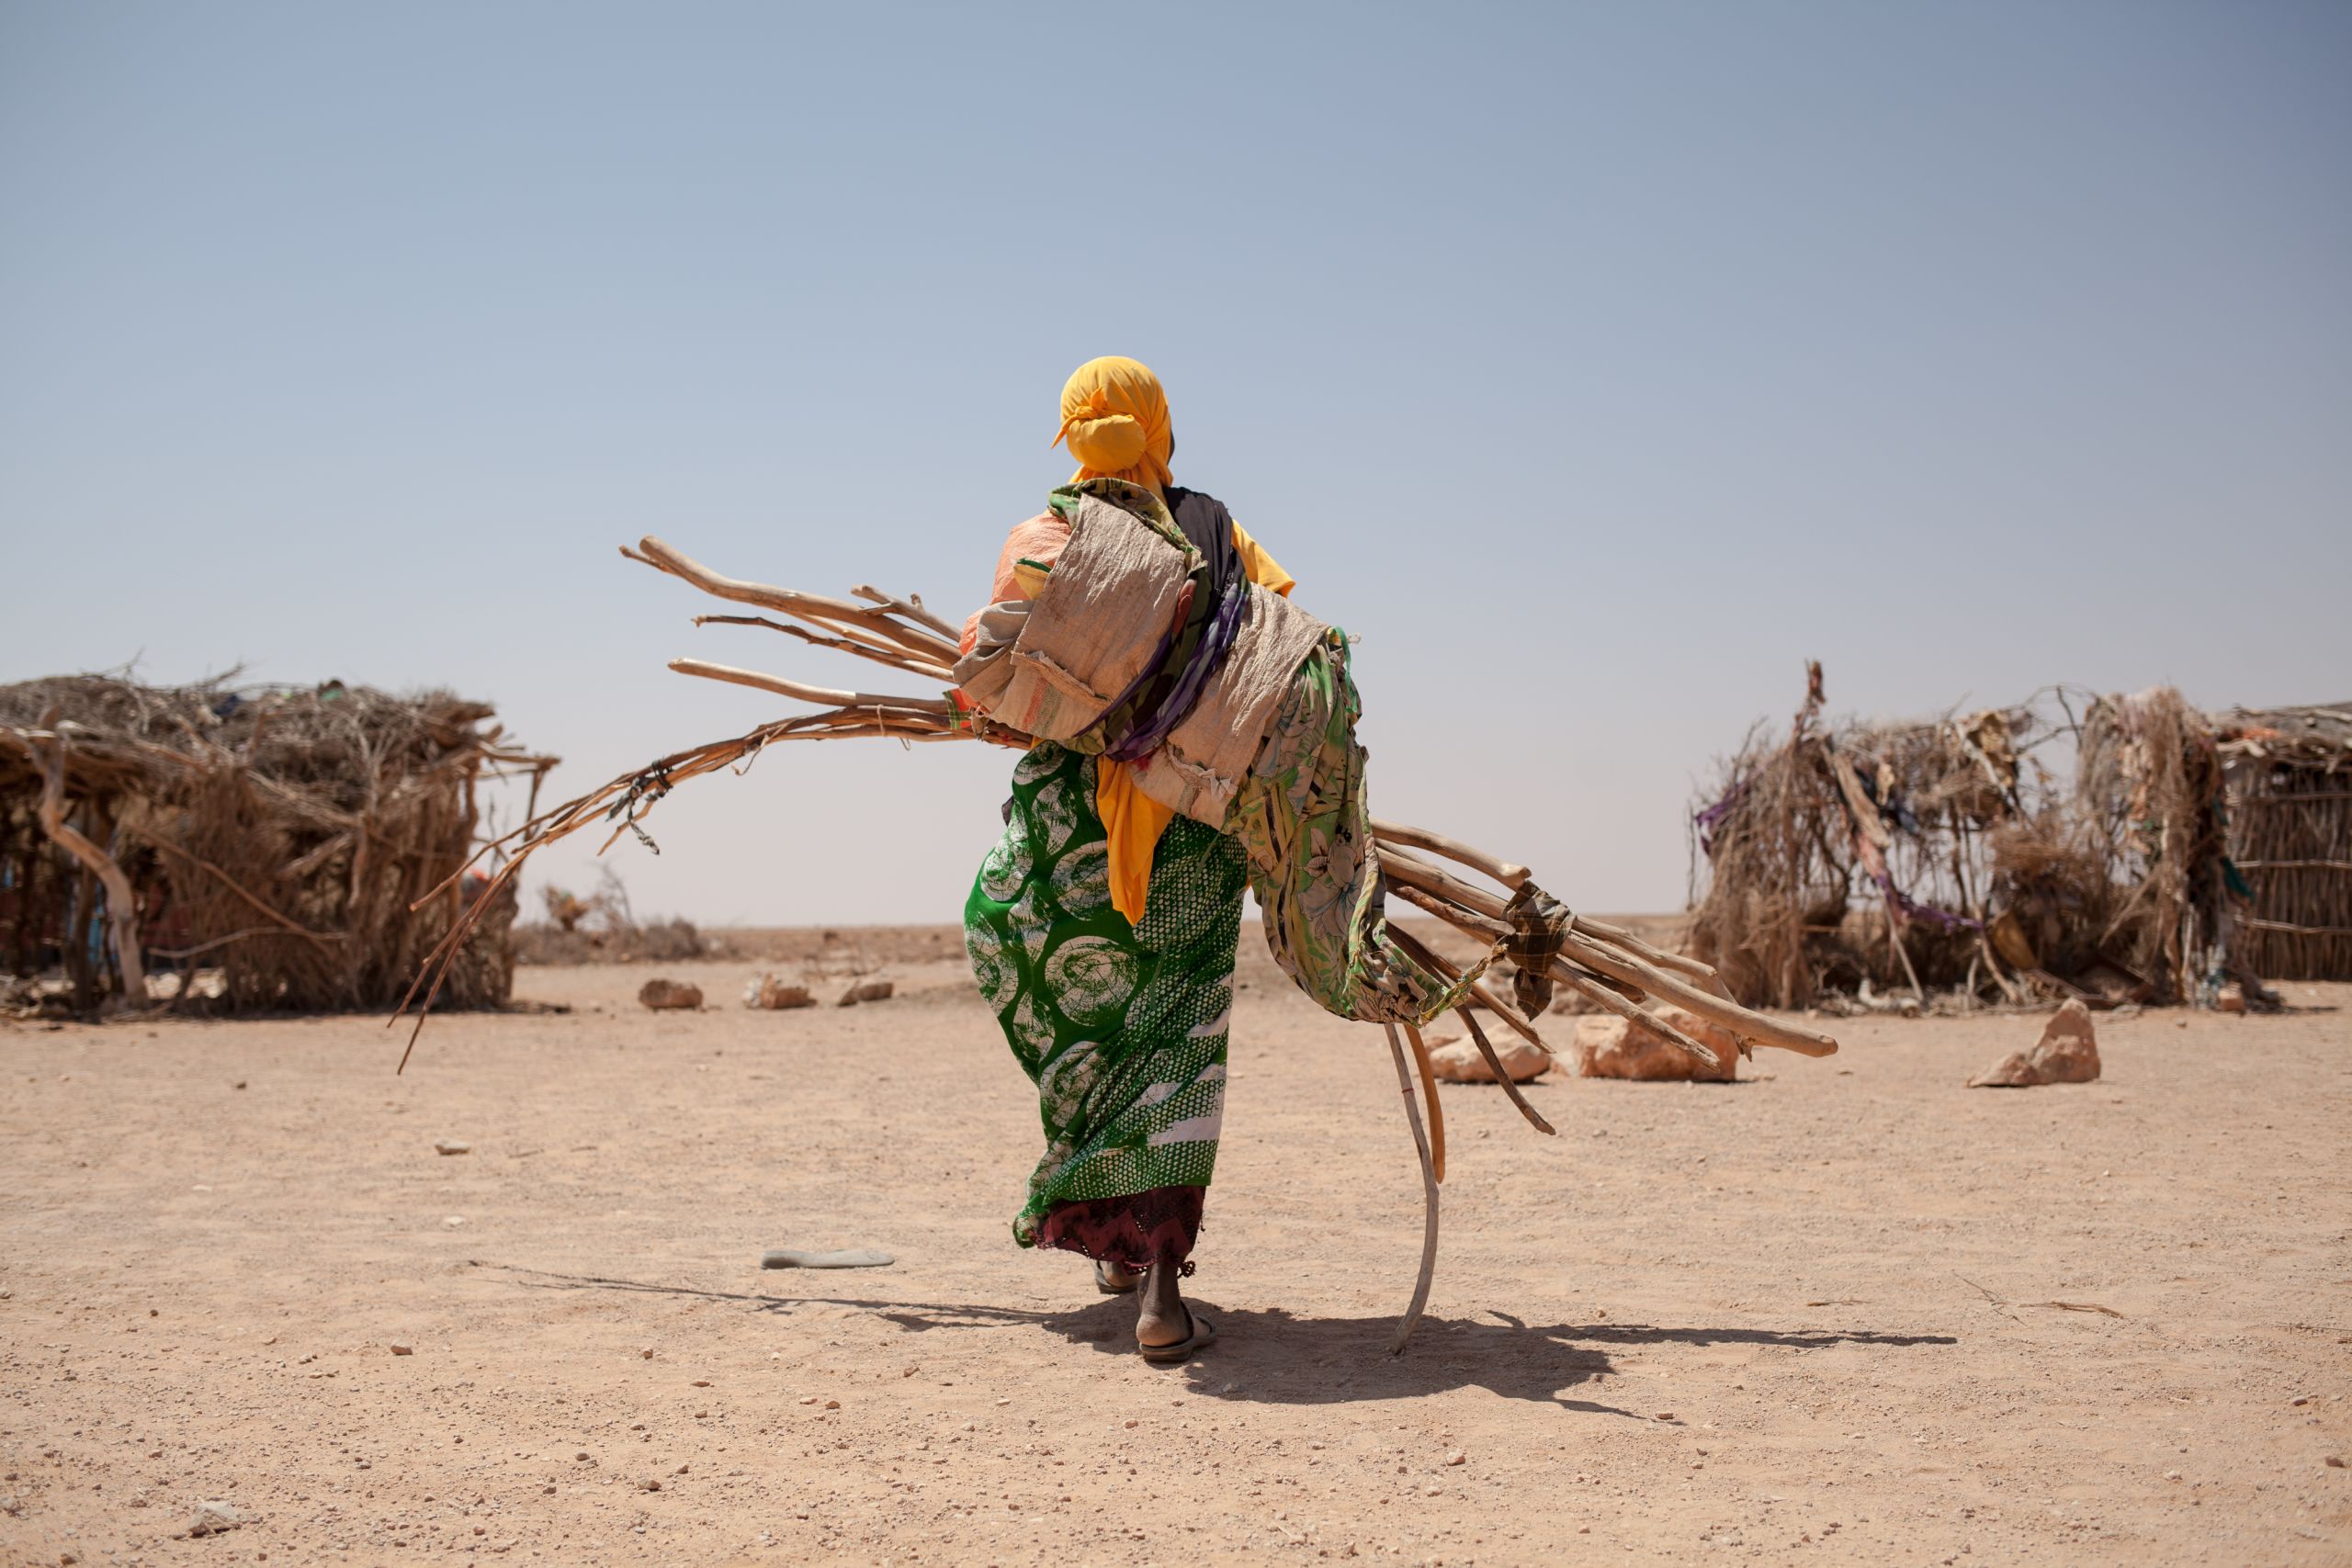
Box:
<box><xmin>1035</xmin><ymin>1185</ymin><xmax>1204</xmax><ymax>1273</ymax></box>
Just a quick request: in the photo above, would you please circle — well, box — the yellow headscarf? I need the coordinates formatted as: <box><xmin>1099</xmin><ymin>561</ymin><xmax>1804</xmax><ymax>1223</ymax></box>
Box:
<box><xmin>1051</xmin><ymin>355</ymin><xmax>1173</xmax><ymax>496</ymax></box>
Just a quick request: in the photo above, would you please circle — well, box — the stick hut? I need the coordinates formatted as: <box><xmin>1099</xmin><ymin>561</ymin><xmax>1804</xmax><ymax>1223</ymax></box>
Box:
<box><xmin>0</xmin><ymin>675</ymin><xmax>554</xmax><ymax>1013</ymax></box>
<box><xmin>2215</xmin><ymin>703</ymin><xmax>2352</xmax><ymax>980</ymax></box>
<box><xmin>1688</xmin><ymin>670</ymin><xmax>2245</xmax><ymax>1010</ymax></box>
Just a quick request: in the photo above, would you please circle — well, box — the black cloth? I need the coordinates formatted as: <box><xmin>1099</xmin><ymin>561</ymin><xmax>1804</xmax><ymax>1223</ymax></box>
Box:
<box><xmin>1163</xmin><ymin>485</ymin><xmax>1244</xmax><ymax>601</ymax></box>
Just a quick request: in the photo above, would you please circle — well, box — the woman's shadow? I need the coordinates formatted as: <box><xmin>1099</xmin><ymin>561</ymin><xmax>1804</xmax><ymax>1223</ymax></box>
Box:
<box><xmin>1033</xmin><ymin>1296</ymin><xmax>1955</xmax><ymax>1416</ymax></box>
<box><xmin>470</xmin><ymin>1263</ymin><xmax>1953</xmax><ymax>1416</ymax></box>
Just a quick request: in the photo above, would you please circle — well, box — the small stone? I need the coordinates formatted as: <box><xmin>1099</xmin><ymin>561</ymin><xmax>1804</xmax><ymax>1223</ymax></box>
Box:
<box><xmin>1425</xmin><ymin>1032</ymin><xmax>1549</xmax><ymax>1084</ymax></box>
<box><xmin>187</xmin><ymin>1500</ymin><xmax>241</xmax><ymax>1536</ymax></box>
<box><xmin>2327</xmin><ymin>1456</ymin><xmax>2345</xmax><ymax>1469</ymax></box>
<box><xmin>640</xmin><ymin>1348</ymin><xmax>655</xmax><ymax>1359</ymax></box>
<box><xmin>836</xmin><ymin>978</ymin><xmax>895</xmax><ymax>1008</ymax></box>
<box><xmin>638</xmin><ymin>978</ymin><xmax>703</xmax><ymax>1011</ymax></box>
<box><xmin>639</xmin><ymin>1477</ymin><xmax>661</xmax><ymax>1492</ymax></box>
<box><xmin>744</xmin><ymin>975</ymin><xmax>817</xmax><ymax>1010</ymax></box>
<box><xmin>232</xmin><ymin>1080</ymin><xmax>247</xmax><ymax>1090</ymax></box>
<box><xmin>2165</xmin><ymin>1470</ymin><xmax>2182</xmax><ymax>1481</ymax></box>
<box><xmin>902</xmin><ymin>1366</ymin><xmax>919</xmax><ymax>1378</ymax></box>
<box><xmin>434</xmin><ymin>1140</ymin><xmax>471</xmax><ymax>1156</ymax></box>
<box><xmin>1123</xmin><ymin>1419</ymin><xmax>1138</xmax><ymax>1428</ymax></box>
<box><xmin>1655</xmin><ymin>1412</ymin><xmax>1675</xmax><ymax>1422</ymax></box>
<box><xmin>390</xmin><ymin>1343</ymin><xmax>413</xmax><ymax>1356</ymax></box>
<box><xmin>824</xmin><ymin>1399</ymin><xmax>841</xmax><ymax>1410</ymax></box>
<box><xmin>691</xmin><ymin>1379</ymin><xmax>710</xmax><ymax>1387</ymax></box>
<box><xmin>1444</xmin><ymin>1451</ymin><xmax>1466</xmax><ymax>1466</ymax></box>
<box><xmin>1573</xmin><ymin>1010</ymin><xmax>1739</xmax><ymax>1082</ymax></box>
<box><xmin>443</xmin><ymin>1215</ymin><xmax>466</xmax><ymax>1228</ymax></box>
<box><xmin>1970</xmin><ymin>999</ymin><xmax>2101</xmax><ymax>1088</ymax></box>
<box><xmin>2291</xmin><ymin>1396</ymin><xmax>2310</xmax><ymax>1406</ymax></box>
<box><xmin>575</xmin><ymin>1451</ymin><xmax>591</xmax><ymax>1461</ymax></box>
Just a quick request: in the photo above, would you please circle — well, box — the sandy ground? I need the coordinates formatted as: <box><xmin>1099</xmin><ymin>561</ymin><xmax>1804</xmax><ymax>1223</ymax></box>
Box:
<box><xmin>3</xmin><ymin>927</ymin><xmax>2347</xmax><ymax>1568</ymax></box>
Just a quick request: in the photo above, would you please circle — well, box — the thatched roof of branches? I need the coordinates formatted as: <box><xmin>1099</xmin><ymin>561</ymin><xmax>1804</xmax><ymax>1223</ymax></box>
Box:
<box><xmin>2211</xmin><ymin>703</ymin><xmax>2352</xmax><ymax>766</ymax></box>
<box><xmin>0</xmin><ymin>673</ymin><xmax>555</xmax><ymax>1015</ymax></box>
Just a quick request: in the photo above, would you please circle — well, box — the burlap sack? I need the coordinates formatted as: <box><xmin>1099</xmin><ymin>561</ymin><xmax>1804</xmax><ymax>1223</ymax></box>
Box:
<box><xmin>1130</xmin><ymin>584</ymin><xmax>1330</xmax><ymax>826</ymax></box>
<box><xmin>989</xmin><ymin>492</ymin><xmax>1193</xmax><ymax>739</ymax></box>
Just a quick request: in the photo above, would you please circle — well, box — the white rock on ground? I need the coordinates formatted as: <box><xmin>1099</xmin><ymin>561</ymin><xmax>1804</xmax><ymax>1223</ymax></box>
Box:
<box><xmin>187</xmin><ymin>1500</ymin><xmax>240</xmax><ymax>1536</ymax></box>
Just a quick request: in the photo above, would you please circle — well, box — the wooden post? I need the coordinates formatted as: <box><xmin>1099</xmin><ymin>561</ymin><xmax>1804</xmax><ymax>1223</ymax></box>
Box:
<box><xmin>32</xmin><ymin>737</ymin><xmax>146</xmax><ymax>1010</ymax></box>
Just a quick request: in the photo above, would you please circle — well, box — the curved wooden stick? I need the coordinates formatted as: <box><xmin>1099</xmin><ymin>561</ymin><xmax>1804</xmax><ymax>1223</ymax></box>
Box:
<box><xmin>1456</xmin><ymin>1006</ymin><xmax>1556</xmax><ymax>1135</ymax></box>
<box><xmin>1377</xmin><ymin>920</ymin><xmax>1557</xmax><ymax>1138</ymax></box>
<box><xmin>668</xmin><ymin>659</ymin><xmax>956</xmax><ymax>715</ymax></box>
<box><xmin>1403</xmin><ymin>1021</ymin><xmax>1446</xmax><ymax>1183</ymax></box>
<box><xmin>1556</xmin><ymin>934</ymin><xmax>1838</xmax><ymax>1057</ymax></box>
<box><xmin>850</xmin><ymin>583</ymin><xmax>959</xmax><ymax>641</ymax></box>
<box><xmin>1385</xmin><ymin>877</ymin><xmax>1509</xmax><ymax>942</ymax></box>
<box><xmin>633</xmin><ymin>537</ymin><xmax>958</xmax><ymax>662</ymax></box>
<box><xmin>693</xmin><ymin>615</ymin><xmax>956</xmax><ymax>682</ymax></box>
<box><xmin>1380</xmin><ymin>850</ymin><xmax>1512</xmax><ymax>922</ymax></box>
<box><xmin>1369</xmin><ymin>819</ymin><xmax>1529</xmax><ymax>889</ymax></box>
<box><xmin>1383</xmin><ymin>1022</ymin><xmax>1441</xmax><ymax>1355</ymax></box>
<box><xmin>1567</xmin><ymin>914</ymin><xmax>1720</xmax><ymax>983</ymax></box>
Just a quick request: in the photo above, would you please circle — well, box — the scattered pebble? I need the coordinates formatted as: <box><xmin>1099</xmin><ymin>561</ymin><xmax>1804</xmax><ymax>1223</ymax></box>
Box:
<box><xmin>390</xmin><ymin>1343</ymin><xmax>413</xmax><ymax>1356</ymax></box>
<box><xmin>187</xmin><ymin>1500</ymin><xmax>241</xmax><ymax>1537</ymax></box>
<box><xmin>824</xmin><ymin>1399</ymin><xmax>841</xmax><ymax>1410</ymax></box>
<box><xmin>443</xmin><ymin>1216</ymin><xmax>466</xmax><ymax>1228</ymax></box>
<box><xmin>434</xmin><ymin>1140</ymin><xmax>471</xmax><ymax>1156</ymax></box>
<box><xmin>2327</xmin><ymin>1456</ymin><xmax>2345</xmax><ymax>1470</ymax></box>
<box><xmin>1655</xmin><ymin>1412</ymin><xmax>1675</xmax><ymax>1422</ymax></box>
<box><xmin>691</xmin><ymin>1380</ymin><xmax>711</xmax><ymax>1388</ymax></box>
<box><xmin>1445</xmin><ymin>1451</ymin><xmax>1466</xmax><ymax>1466</ymax></box>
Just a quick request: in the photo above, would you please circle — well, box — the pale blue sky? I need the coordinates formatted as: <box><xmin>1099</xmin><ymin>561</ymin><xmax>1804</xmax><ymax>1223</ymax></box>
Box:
<box><xmin>4</xmin><ymin>2</ymin><xmax>2346</xmax><ymax>923</ymax></box>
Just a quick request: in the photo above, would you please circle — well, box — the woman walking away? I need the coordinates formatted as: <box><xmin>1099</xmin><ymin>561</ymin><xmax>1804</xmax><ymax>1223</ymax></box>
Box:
<box><xmin>956</xmin><ymin>356</ymin><xmax>1291</xmax><ymax>1363</ymax></box>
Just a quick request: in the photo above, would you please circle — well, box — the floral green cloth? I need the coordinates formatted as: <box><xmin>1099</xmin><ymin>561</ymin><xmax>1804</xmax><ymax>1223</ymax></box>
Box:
<box><xmin>1227</xmin><ymin>626</ymin><xmax>1485</xmax><ymax>1024</ymax></box>
<box><xmin>966</xmin><ymin>743</ymin><xmax>1249</xmax><ymax>1247</ymax></box>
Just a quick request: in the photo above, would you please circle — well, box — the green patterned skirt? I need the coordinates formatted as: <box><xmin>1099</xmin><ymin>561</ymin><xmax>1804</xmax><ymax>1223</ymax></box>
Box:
<box><xmin>965</xmin><ymin>742</ymin><xmax>1250</xmax><ymax>1265</ymax></box>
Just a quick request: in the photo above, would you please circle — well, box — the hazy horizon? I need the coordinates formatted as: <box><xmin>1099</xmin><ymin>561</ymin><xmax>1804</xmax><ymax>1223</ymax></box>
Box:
<box><xmin>5</xmin><ymin>2</ymin><xmax>2346</xmax><ymax>926</ymax></box>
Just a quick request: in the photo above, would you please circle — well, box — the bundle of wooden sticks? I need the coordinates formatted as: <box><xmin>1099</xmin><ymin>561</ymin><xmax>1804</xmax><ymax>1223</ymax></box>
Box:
<box><xmin>394</xmin><ymin>536</ymin><xmax>1839</xmax><ymax>1347</ymax></box>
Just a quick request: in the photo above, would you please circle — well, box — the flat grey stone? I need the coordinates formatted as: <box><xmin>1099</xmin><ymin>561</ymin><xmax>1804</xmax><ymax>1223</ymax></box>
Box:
<box><xmin>761</xmin><ymin>1247</ymin><xmax>895</xmax><ymax>1269</ymax></box>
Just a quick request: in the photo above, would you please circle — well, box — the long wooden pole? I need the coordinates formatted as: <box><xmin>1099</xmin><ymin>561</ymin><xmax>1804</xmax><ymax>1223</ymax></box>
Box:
<box><xmin>31</xmin><ymin>736</ymin><xmax>146</xmax><ymax>1009</ymax></box>
<box><xmin>1382</xmin><ymin>1022</ymin><xmax>1441</xmax><ymax>1355</ymax></box>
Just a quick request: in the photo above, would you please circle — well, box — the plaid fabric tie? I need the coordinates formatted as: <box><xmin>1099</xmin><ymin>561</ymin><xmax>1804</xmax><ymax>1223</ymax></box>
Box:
<box><xmin>1503</xmin><ymin>884</ymin><xmax>1572</xmax><ymax>1018</ymax></box>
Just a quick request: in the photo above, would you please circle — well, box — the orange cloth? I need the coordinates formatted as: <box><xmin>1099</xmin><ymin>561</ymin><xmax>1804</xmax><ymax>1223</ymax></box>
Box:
<box><xmin>957</xmin><ymin>511</ymin><xmax>1070</xmax><ymax>656</ymax></box>
<box><xmin>1098</xmin><ymin>529</ymin><xmax>1293</xmax><ymax>923</ymax></box>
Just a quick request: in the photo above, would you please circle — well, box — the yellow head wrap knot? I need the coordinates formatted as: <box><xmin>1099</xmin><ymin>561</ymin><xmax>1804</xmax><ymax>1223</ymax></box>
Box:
<box><xmin>1050</xmin><ymin>355</ymin><xmax>1173</xmax><ymax>494</ymax></box>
